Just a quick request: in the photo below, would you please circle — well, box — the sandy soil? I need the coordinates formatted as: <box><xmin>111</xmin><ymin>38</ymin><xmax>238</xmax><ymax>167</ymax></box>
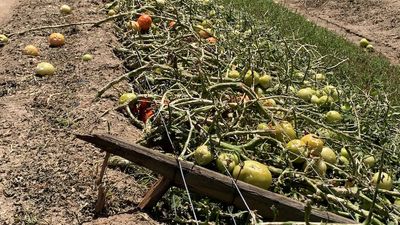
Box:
<box><xmin>0</xmin><ymin>0</ymin><xmax>159</xmax><ymax>224</ymax></box>
<box><xmin>278</xmin><ymin>0</ymin><xmax>400</xmax><ymax>64</ymax></box>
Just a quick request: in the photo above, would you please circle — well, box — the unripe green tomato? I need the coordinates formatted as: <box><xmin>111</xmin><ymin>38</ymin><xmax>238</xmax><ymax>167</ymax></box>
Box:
<box><xmin>296</xmin><ymin>88</ymin><xmax>315</xmax><ymax>101</ymax></box>
<box><xmin>301</xmin><ymin>134</ymin><xmax>324</xmax><ymax>156</ymax></box>
<box><xmin>194</xmin><ymin>145</ymin><xmax>213</xmax><ymax>165</ymax></box>
<box><xmin>321</xmin><ymin>147</ymin><xmax>337</xmax><ymax>164</ymax></box>
<box><xmin>315</xmin><ymin>160</ymin><xmax>327</xmax><ymax>177</ymax></box>
<box><xmin>363</xmin><ymin>156</ymin><xmax>376</xmax><ymax>168</ymax></box>
<box><xmin>314</xmin><ymin>73</ymin><xmax>326</xmax><ymax>81</ymax></box>
<box><xmin>326</xmin><ymin>111</ymin><xmax>343</xmax><ymax>123</ymax></box>
<box><xmin>257</xmin><ymin>122</ymin><xmax>268</xmax><ymax>130</ymax></box>
<box><xmin>119</xmin><ymin>93</ymin><xmax>137</xmax><ymax>105</ymax></box>
<box><xmin>60</xmin><ymin>4</ymin><xmax>72</xmax><ymax>14</ymax></box>
<box><xmin>243</xmin><ymin>70</ymin><xmax>260</xmax><ymax>86</ymax></box>
<box><xmin>359</xmin><ymin>38</ymin><xmax>369</xmax><ymax>48</ymax></box>
<box><xmin>227</xmin><ymin>69</ymin><xmax>240</xmax><ymax>79</ymax></box>
<box><xmin>232</xmin><ymin>160</ymin><xmax>272</xmax><ymax>190</ymax></box>
<box><xmin>263</xmin><ymin>99</ymin><xmax>276</xmax><ymax>107</ymax></box>
<box><xmin>36</xmin><ymin>62</ymin><xmax>56</xmax><ymax>76</ymax></box>
<box><xmin>0</xmin><ymin>34</ymin><xmax>9</xmax><ymax>45</ymax></box>
<box><xmin>255</xmin><ymin>87</ymin><xmax>264</xmax><ymax>97</ymax></box>
<box><xmin>286</xmin><ymin>139</ymin><xmax>308</xmax><ymax>163</ymax></box>
<box><xmin>340</xmin><ymin>147</ymin><xmax>349</xmax><ymax>158</ymax></box>
<box><xmin>216</xmin><ymin>153</ymin><xmax>239</xmax><ymax>173</ymax></box>
<box><xmin>82</xmin><ymin>54</ymin><xmax>93</xmax><ymax>61</ymax></box>
<box><xmin>366</xmin><ymin>44</ymin><xmax>374</xmax><ymax>52</ymax></box>
<box><xmin>259</xmin><ymin>74</ymin><xmax>272</xmax><ymax>89</ymax></box>
<box><xmin>107</xmin><ymin>9</ymin><xmax>116</xmax><ymax>16</ymax></box>
<box><xmin>317</xmin><ymin>95</ymin><xmax>334</xmax><ymax>106</ymax></box>
<box><xmin>310</xmin><ymin>95</ymin><xmax>319</xmax><ymax>104</ymax></box>
<box><xmin>371</xmin><ymin>172</ymin><xmax>393</xmax><ymax>190</ymax></box>
<box><xmin>323</xmin><ymin>85</ymin><xmax>339</xmax><ymax>100</ymax></box>
<box><xmin>339</xmin><ymin>155</ymin><xmax>350</xmax><ymax>165</ymax></box>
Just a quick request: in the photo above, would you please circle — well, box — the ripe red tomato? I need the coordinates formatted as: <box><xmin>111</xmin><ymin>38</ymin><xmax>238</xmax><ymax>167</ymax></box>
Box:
<box><xmin>137</xmin><ymin>14</ymin><xmax>152</xmax><ymax>31</ymax></box>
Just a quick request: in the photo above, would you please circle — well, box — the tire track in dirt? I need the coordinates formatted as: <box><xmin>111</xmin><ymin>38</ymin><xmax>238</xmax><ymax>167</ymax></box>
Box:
<box><xmin>0</xmin><ymin>0</ymin><xmax>158</xmax><ymax>224</ymax></box>
<box><xmin>278</xmin><ymin>0</ymin><xmax>400</xmax><ymax>64</ymax></box>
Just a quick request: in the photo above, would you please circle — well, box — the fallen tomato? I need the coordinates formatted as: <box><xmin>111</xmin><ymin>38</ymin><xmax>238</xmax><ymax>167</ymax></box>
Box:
<box><xmin>301</xmin><ymin>134</ymin><xmax>324</xmax><ymax>156</ymax></box>
<box><xmin>321</xmin><ymin>147</ymin><xmax>336</xmax><ymax>164</ymax></box>
<box><xmin>232</xmin><ymin>160</ymin><xmax>272</xmax><ymax>190</ymax></box>
<box><xmin>194</xmin><ymin>145</ymin><xmax>213</xmax><ymax>165</ymax></box>
<box><xmin>23</xmin><ymin>45</ymin><xmax>40</xmax><ymax>56</ymax></box>
<box><xmin>216</xmin><ymin>153</ymin><xmax>239</xmax><ymax>173</ymax></box>
<box><xmin>243</xmin><ymin>70</ymin><xmax>260</xmax><ymax>86</ymax></box>
<box><xmin>227</xmin><ymin>69</ymin><xmax>240</xmax><ymax>79</ymax></box>
<box><xmin>60</xmin><ymin>5</ymin><xmax>72</xmax><ymax>14</ymax></box>
<box><xmin>286</xmin><ymin>139</ymin><xmax>308</xmax><ymax>163</ymax></box>
<box><xmin>48</xmin><ymin>33</ymin><xmax>65</xmax><ymax>47</ymax></box>
<box><xmin>137</xmin><ymin>14</ymin><xmax>152</xmax><ymax>31</ymax></box>
<box><xmin>118</xmin><ymin>93</ymin><xmax>137</xmax><ymax>105</ymax></box>
<box><xmin>36</xmin><ymin>62</ymin><xmax>56</xmax><ymax>76</ymax></box>
<box><xmin>326</xmin><ymin>111</ymin><xmax>343</xmax><ymax>124</ymax></box>
<box><xmin>259</xmin><ymin>74</ymin><xmax>272</xmax><ymax>89</ymax></box>
<box><xmin>371</xmin><ymin>172</ymin><xmax>393</xmax><ymax>190</ymax></box>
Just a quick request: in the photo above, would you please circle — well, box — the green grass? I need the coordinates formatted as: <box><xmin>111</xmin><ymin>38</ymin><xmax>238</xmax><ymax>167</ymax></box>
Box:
<box><xmin>220</xmin><ymin>0</ymin><xmax>400</xmax><ymax>103</ymax></box>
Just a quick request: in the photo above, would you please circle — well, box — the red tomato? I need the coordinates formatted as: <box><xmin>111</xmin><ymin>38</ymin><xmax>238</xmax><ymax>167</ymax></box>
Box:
<box><xmin>137</xmin><ymin>14</ymin><xmax>152</xmax><ymax>31</ymax></box>
<box><xmin>142</xmin><ymin>110</ymin><xmax>154</xmax><ymax>123</ymax></box>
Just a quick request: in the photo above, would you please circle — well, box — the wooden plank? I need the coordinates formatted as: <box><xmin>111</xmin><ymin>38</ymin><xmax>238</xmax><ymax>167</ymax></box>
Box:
<box><xmin>138</xmin><ymin>176</ymin><xmax>172</xmax><ymax>210</ymax></box>
<box><xmin>76</xmin><ymin>133</ymin><xmax>356</xmax><ymax>224</ymax></box>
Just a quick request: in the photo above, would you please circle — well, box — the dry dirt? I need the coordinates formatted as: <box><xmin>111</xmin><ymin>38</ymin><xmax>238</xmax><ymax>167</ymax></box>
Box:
<box><xmin>0</xmin><ymin>0</ymin><xmax>159</xmax><ymax>224</ymax></box>
<box><xmin>278</xmin><ymin>0</ymin><xmax>400</xmax><ymax>64</ymax></box>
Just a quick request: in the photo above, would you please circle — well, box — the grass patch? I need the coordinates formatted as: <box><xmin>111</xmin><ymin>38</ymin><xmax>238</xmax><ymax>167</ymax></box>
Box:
<box><xmin>220</xmin><ymin>0</ymin><xmax>400</xmax><ymax>103</ymax></box>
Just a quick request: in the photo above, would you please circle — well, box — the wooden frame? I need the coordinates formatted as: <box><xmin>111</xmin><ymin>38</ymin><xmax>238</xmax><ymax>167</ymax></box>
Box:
<box><xmin>77</xmin><ymin>133</ymin><xmax>356</xmax><ymax>224</ymax></box>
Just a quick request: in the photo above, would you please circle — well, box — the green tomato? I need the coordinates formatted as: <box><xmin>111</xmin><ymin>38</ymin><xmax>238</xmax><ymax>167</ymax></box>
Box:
<box><xmin>323</xmin><ymin>85</ymin><xmax>339</xmax><ymax>100</ymax></box>
<box><xmin>263</xmin><ymin>99</ymin><xmax>276</xmax><ymax>107</ymax></box>
<box><xmin>301</xmin><ymin>134</ymin><xmax>324</xmax><ymax>156</ymax></box>
<box><xmin>82</xmin><ymin>54</ymin><xmax>93</xmax><ymax>61</ymax></box>
<box><xmin>259</xmin><ymin>74</ymin><xmax>272</xmax><ymax>89</ymax></box>
<box><xmin>227</xmin><ymin>69</ymin><xmax>240</xmax><ymax>79</ymax></box>
<box><xmin>326</xmin><ymin>111</ymin><xmax>343</xmax><ymax>123</ymax></box>
<box><xmin>340</xmin><ymin>147</ymin><xmax>349</xmax><ymax>158</ymax></box>
<box><xmin>0</xmin><ymin>34</ymin><xmax>9</xmax><ymax>46</ymax></box>
<box><xmin>366</xmin><ymin>44</ymin><xmax>374</xmax><ymax>52</ymax></box>
<box><xmin>363</xmin><ymin>156</ymin><xmax>376</xmax><ymax>168</ymax></box>
<box><xmin>257</xmin><ymin>122</ymin><xmax>268</xmax><ymax>130</ymax></box>
<box><xmin>243</xmin><ymin>70</ymin><xmax>260</xmax><ymax>86</ymax></box>
<box><xmin>359</xmin><ymin>38</ymin><xmax>369</xmax><ymax>48</ymax></box>
<box><xmin>310</xmin><ymin>95</ymin><xmax>319</xmax><ymax>104</ymax></box>
<box><xmin>275</xmin><ymin>121</ymin><xmax>297</xmax><ymax>142</ymax></box>
<box><xmin>232</xmin><ymin>160</ymin><xmax>272</xmax><ymax>190</ymax></box>
<box><xmin>286</xmin><ymin>139</ymin><xmax>308</xmax><ymax>163</ymax></box>
<box><xmin>194</xmin><ymin>145</ymin><xmax>213</xmax><ymax>165</ymax></box>
<box><xmin>60</xmin><ymin>4</ymin><xmax>72</xmax><ymax>14</ymax></box>
<box><xmin>296</xmin><ymin>88</ymin><xmax>315</xmax><ymax>101</ymax></box>
<box><xmin>371</xmin><ymin>172</ymin><xmax>393</xmax><ymax>190</ymax></box>
<box><xmin>255</xmin><ymin>87</ymin><xmax>264</xmax><ymax>97</ymax></box>
<box><xmin>314</xmin><ymin>73</ymin><xmax>326</xmax><ymax>81</ymax></box>
<box><xmin>118</xmin><ymin>93</ymin><xmax>137</xmax><ymax>105</ymax></box>
<box><xmin>216</xmin><ymin>153</ymin><xmax>239</xmax><ymax>173</ymax></box>
<box><xmin>36</xmin><ymin>62</ymin><xmax>56</xmax><ymax>76</ymax></box>
<box><xmin>321</xmin><ymin>147</ymin><xmax>337</xmax><ymax>164</ymax></box>
<box><xmin>317</xmin><ymin>95</ymin><xmax>334</xmax><ymax>106</ymax></box>
<box><xmin>107</xmin><ymin>9</ymin><xmax>116</xmax><ymax>16</ymax></box>
<box><xmin>315</xmin><ymin>160</ymin><xmax>327</xmax><ymax>177</ymax></box>
<box><xmin>339</xmin><ymin>156</ymin><xmax>350</xmax><ymax>165</ymax></box>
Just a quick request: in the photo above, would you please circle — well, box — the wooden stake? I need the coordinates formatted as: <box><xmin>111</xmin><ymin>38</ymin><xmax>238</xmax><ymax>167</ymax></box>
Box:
<box><xmin>138</xmin><ymin>176</ymin><xmax>172</xmax><ymax>210</ymax></box>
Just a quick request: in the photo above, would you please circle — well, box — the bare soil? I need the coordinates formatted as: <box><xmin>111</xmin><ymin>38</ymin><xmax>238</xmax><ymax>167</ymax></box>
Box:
<box><xmin>0</xmin><ymin>0</ymin><xmax>159</xmax><ymax>224</ymax></box>
<box><xmin>278</xmin><ymin>0</ymin><xmax>400</xmax><ymax>64</ymax></box>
